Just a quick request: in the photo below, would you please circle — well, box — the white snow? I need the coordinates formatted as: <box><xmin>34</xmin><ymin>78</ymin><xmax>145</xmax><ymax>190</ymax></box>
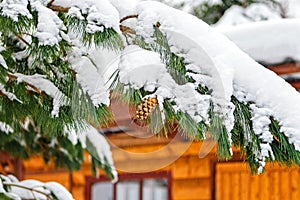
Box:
<box><xmin>45</xmin><ymin>182</ymin><xmax>74</xmax><ymax>200</ymax></box>
<box><xmin>10</xmin><ymin>180</ymin><xmax>49</xmax><ymax>200</ymax></box>
<box><xmin>0</xmin><ymin>0</ymin><xmax>32</xmax><ymax>21</ymax></box>
<box><xmin>69</xmin><ymin>48</ymin><xmax>110</xmax><ymax>107</ymax></box>
<box><xmin>109</xmin><ymin>0</ymin><xmax>138</xmax><ymax>18</ymax></box>
<box><xmin>13</xmin><ymin>73</ymin><xmax>67</xmax><ymax>117</ymax></box>
<box><xmin>0</xmin><ymin>54</ymin><xmax>7</xmax><ymax>69</ymax></box>
<box><xmin>0</xmin><ymin>121</ymin><xmax>13</xmax><ymax>134</ymax></box>
<box><xmin>135</xmin><ymin>1</ymin><xmax>300</xmax><ymax>155</ymax></box>
<box><xmin>0</xmin><ymin>83</ymin><xmax>21</xmax><ymax>102</ymax></box>
<box><xmin>218</xmin><ymin>19</ymin><xmax>300</xmax><ymax>64</ymax></box>
<box><xmin>31</xmin><ymin>0</ymin><xmax>65</xmax><ymax>46</ymax></box>
<box><xmin>214</xmin><ymin>3</ymin><xmax>281</xmax><ymax>27</ymax></box>
<box><xmin>67</xmin><ymin>0</ymin><xmax>120</xmax><ymax>33</ymax></box>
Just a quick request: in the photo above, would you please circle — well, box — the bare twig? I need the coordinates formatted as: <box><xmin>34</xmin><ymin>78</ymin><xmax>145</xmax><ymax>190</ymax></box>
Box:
<box><xmin>47</xmin><ymin>0</ymin><xmax>69</xmax><ymax>12</ymax></box>
<box><xmin>120</xmin><ymin>25</ymin><xmax>136</xmax><ymax>35</ymax></box>
<box><xmin>15</xmin><ymin>34</ymin><xmax>30</xmax><ymax>46</ymax></box>
<box><xmin>120</xmin><ymin>15</ymin><xmax>138</xmax><ymax>23</ymax></box>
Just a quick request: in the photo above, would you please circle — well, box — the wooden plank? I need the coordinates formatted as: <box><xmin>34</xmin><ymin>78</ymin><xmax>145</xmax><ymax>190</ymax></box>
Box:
<box><xmin>249</xmin><ymin>175</ymin><xmax>259</xmax><ymax>200</ymax></box>
<box><xmin>270</xmin><ymin>171</ymin><xmax>280</xmax><ymax>200</ymax></box>
<box><xmin>267</xmin><ymin>63</ymin><xmax>299</xmax><ymax>75</ymax></box>
<box><xmin>290</xmin><ymin>81</ymin><xmax>300</xmax><ymax>90</ymax></box>
<box><xmin>172</xmin><ymin>178</ymin><xmax>211</xmax><ymax>200</ymax></box>
<box><xmin>172</xmin><ymin>156</ymin><xmax>211</xmax><ymax>179</ymax></box>
<box><xmin>231</xmin><ymin>172</ymin><xmax>240</xmax><ymax>200</ymax></box>
<box><xmin>240</xmin><ymin>172</ymin><xmax>250</xmax><ymax>200</ymax></box>
<box><xmin>280</xmin><ymin>170</ymin><xmax>291</xmax><ymax>200</ymax></box>
<box><xmin>259</xmin><ymin>172</ymin><xmax>269</xmax><ymax>200</ymax></box>
<box><xmin>215</xmin><ymin>165</ymin><xmax>222</xmax><ymax>200</ymax></box>
<box><xmin>222</xmin><ymin>173</ymin><xmax>231</xmax><ymax>200</ymax></box>
<box><xmin>291</xmin><ymin>169</ymin><xmax>300</xmax><ymax>200</ymax></box>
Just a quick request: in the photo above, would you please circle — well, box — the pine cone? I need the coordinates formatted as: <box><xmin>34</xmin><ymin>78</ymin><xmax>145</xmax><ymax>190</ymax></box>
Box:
<box><xmin>135</xmin><ymin>96</ymin><xmax>158</xmax><ymax>120</ymax></box>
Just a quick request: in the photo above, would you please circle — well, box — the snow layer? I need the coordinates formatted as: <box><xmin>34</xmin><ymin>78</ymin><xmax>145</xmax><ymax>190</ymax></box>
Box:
<box><xmin>0</xmin><ymin>0</ymin><xmax>32</xmax><ymax>21</ymax></box>
<box><xmin>31</xmin><ymin>0</ymin><xmax>65</xmax><ymax>46</ymax></box>
<box><xmin>0</xmin><ymin>54</ymin><xmax>7</xmax><ymax>69</ymax></box>
<box><xmin>1</xmin><ymin>177</ymin><xmax>74</xmax><ymax>200</ymax></box>
<box><xmin>13</xmin><ymin>73</ymin><xmax>67</xmax><ymax>117</ymax></box>
<box><xmin>45</xmin><ymin>182</ymin><xmax>73</xmax><ymax>200</ymax></box>
<box><xmin>0</xmin><ymin>83</ymin><xmax>20</xmax><ymax>102</ymax></box>
<box><xmin>0</xmin><ymin>121</ymin><xmax>13</xmax><ymax>134</ymax></box>
<box><xmin>135</xmin><ymin>1</ymin><xmax>300</xmax><ymax>152</ymax></box>
<box><xmin>68</xmin><ymin>46</ymin><xmax>110</xmax><ymax>106</ymax></box>
<box><xmin>214</xmin><ymin>3</ymin><xmax>281</xmax><ymax>27</ymax></box>
<box><xmin>67</xmin><ymin>0</ymin><xmax>120</xmax><ymax>33</ymax></box>
<box><xmin>10</xmin><ymin>180</ymin><xmax>49</xmax><ymax>199</ymax></box>
<box><xmin>218</xmin><ymin>19</ymin><xmax>300</xmax><ymax>64</ymax></box>
<box><xmin>109</xmin><ymin>0</ymin><xmax>138</xmax><ymax>18</ymax></box>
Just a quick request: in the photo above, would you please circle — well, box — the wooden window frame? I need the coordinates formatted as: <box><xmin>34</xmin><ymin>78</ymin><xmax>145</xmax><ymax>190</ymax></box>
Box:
<box><xmin>85</xmin><ymin>171</ymin><xmax>172</xmax><ymax>200</ymax></box>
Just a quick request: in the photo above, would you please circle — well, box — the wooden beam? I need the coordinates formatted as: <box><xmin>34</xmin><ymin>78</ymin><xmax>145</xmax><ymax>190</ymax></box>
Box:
<box><xmin>267</xmin><ymin>63</ymin><xmax>300</xmax><ymax>75</ymax></box>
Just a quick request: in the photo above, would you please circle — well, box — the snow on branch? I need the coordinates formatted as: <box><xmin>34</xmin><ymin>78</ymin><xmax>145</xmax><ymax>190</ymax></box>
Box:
<box><xmin>0</xmin><ymin>0</ymin><xmax>32</xmax><ymax>21</ymax></box>
<box><xmin>31</xmin><ymin>0</ymin><xmax>66</xmax><ymax>46</ymax></box>
<box><xmin>13</xmin><ymin>73</ymin><xmax>67</xmax><ymax>117</ymax></box>
<box><xmin>135</xmin><ymin>1</ymin><xmax>300</xmax><ymax>158</ymax></box>
<box><xmin>65</xmin><ymin>0</ymin><xmax>120</xmax><ymax>33</ymax></box>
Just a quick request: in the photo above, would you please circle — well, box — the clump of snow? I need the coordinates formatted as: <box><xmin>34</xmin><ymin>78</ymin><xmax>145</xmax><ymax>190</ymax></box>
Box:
<box><xmin>218</xmin><ymin>19</ymin><xmax>300</xmax><ymax>64</ymax></box>
<box><xmin>45</xmin><ymin>182</ymin><xmax>73</xmax><ymax>200</ymax></box>
<box><xmin>31</xmin><ymin>1</ymin><xmax>65</xmax><ymax>46</ymax></box>
<box><xmin>135</xmin><ymin>1</ymin><xmax>300</xmax><ymax>162</ymax></box>
<box><xmin>67</xmin><ymin>0</ymin><xmax>120</xmax><ymax>33</ymax></box>
<box><xmin>0</xmin><ymin>121</ymin><xmax>13</xmax><ymax>134</ymax></box>
<box><xmin>0</xmin><ymin>54</ymin><xmax>7</xmax><ymax>69</ymax></box>
<box><xmin>109</xmin><ymin>0</ymin><xmax>138</xmax><ymax>18</ymax></box>
<box><xmin>69</xmin><ymin>47</ymin><xmax>110</xmax><ymax>106</ymax></box>
<box><xmin>0</xmin><ymin>83</ymin><xmax>21</xmax><ymax>102</ymax></box>
<box><xmin>10</xmin><ymin>180</ymin><xmax>50</xmax><ymax>200</ymax></box>
<box><xmin>13</xmin><ymin>73</ymin><xmax>67</xmax><ymax>117</ymax></box>
<box><xmin>0</xmin><ymin>0</ymin><xmax>32</xmax><ymax>21</ymax></box>
<box><xmin>214</xmin><ymin>3</ymin><xmax>281</xmax><ymax>27</ymax></box>
<box><xmin>1</xmin><ymin>176</ymin><xmax>74</xmax><ymax>200</ymax></box>
<box><xmin>250</xmin><ymin>104</ymin><xmax>275</xmax><ymax>173</ymax></box>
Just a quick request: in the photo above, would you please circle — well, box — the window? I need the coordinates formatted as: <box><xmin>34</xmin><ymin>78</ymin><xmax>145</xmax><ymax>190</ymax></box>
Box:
<box><xmin>85</xmin><ymin>172</ymin><xmax>172</xmax><ymax>200</ymax></box>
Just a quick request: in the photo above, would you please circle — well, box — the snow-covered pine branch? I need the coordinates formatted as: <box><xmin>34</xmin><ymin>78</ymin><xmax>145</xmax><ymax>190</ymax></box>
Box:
<box><xmin>0</xmin><ymin>174</ymin><xmax>74</xmax><ymax>200</ymax></box>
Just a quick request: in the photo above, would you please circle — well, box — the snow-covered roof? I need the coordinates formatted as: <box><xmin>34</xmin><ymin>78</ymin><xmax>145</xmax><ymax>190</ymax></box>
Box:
<box><xmin>217</xmin><ymin>19</ymin><xmax>300</xmax><ymax>65</ymax></box>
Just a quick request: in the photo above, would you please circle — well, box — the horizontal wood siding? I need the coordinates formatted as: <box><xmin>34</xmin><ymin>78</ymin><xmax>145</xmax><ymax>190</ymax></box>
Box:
<box><xmin>216</xmin><ymin>162</ymin><xmax>300</xmax><ymax>200</ymax></box>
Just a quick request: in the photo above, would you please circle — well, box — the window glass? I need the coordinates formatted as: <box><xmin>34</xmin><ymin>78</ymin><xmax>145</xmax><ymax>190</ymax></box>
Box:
<box><xmin>91</xmin><ymin>182</ymin><xmax>113</xmax><ymax>200</ymax></box>
<box><xmin>143</xmin><ymin>179</ymin><xmax>167</xmax><ymax>200</ymax></box>
<box><xmin>117</xmin><ymin>181</ymin><xmax>140</xmax><ymax>200</ymax></box>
